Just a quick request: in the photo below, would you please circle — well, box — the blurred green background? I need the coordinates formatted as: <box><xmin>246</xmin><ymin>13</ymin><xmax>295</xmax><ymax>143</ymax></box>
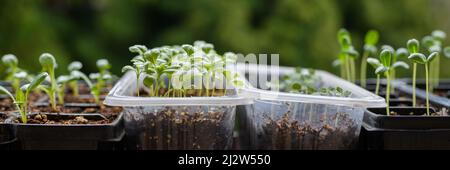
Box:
<box><xmin>1</xmin><ymin>0</ymin><xmax>449</xmax><ymax>78</ymax></box>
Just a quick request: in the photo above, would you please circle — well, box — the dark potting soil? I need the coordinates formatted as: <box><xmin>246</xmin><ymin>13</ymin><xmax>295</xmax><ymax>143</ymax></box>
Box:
<box><xmin>63</xmin><ymin>94</ymin><xmax>105</xmax><ymax>103</ymax></box>
<box><xmin>31</xmin><ymin>104</ymin><xmax>123</xmax><ymax>120</ymax></box>
<box><xmin>128</xmin><ymin>108</ymin><xmax>231</xmax><ymax>150</ymax></box>
<box><xmin>66</xmin><ymin>82</ymin><xmax>112</xmax><ymax>95</ymax></box>
<box><xmin>258</xmin><ymin>111</ymin><xmax>358</xmax><ymax>150</ymax></box>
<box><xmin>0</xmin><ymin>97</ymin><xmax>14</xmax><ymax>112</ymax></box>
<box><xmin>15</xmin><ymin>113</ymin><xmax>112</xmax><ymax>125</ymax></box>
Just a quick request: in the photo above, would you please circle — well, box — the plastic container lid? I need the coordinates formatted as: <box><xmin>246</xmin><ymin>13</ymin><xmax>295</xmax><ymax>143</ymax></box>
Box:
<box><xmin>236</xmin><ymin>63</ymin><xmax>386</xmax><ymax>108</ymax></box>
<box><xmin>104</xmin><ymin>71</ymin><xmax>253</xmax><ymax>106</ymax></box>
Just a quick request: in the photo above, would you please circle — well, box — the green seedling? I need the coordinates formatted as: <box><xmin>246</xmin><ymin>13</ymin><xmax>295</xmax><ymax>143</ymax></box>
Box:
<box><xmin>1</xmin><ymin>54</ymin><xmax>23</xmax><ymax>91</ymax></box>
<box><xmin>67</xmin><ymin>70</ymin><xmax>106</xmax><ymax>105</ymax></box>
<box><xmin>360</xmin><ymin>30</ymin><xmax>379</xmax><ymax>88</ymax></box>
<box><xmin>337</xmin><ymin>28</ymin><xmax>358</xmax><ymax>83</ymax></box>
<box><xmin>377</xmin><ymin>49</ymin><xmax>409</xmax><ymax>115</ymax></box>
<box><xmin>408</xmin><ymin>50</ymin><xmax>438</xmax><ymax>116</ymax></box>
<box><xmin>39</xmin><ymin>53</ymin><xmax>58</xmax><ymax>111</ymax></box>
<box><xmin>123</xmin><ymin>45</ymin><xmax>149</xmax><ymax>96</ymax></box>
<box><xmin>0</xmin><ymin>72</ymin><xmax>48</xmax><ymax>123</ymax></box>
<box><xmin>422</xmin><ymin>30</ymin><xmax>450</xmax><ymax>92</ymax></box>
<box><xmin>67</xmin><ymin>61</ymin><xmax>83</xmax><ymax>97</ymax></box>
<box><xmin>54</xmin><ymin>75</ymin><xmax>79</xmax><ymax>105</ymax></box>
<box><xmin>407</xmin><ymin>39</ymin><xmax>420</xmax><ymax>107</ymax></box>
<box><xmin>366</xmin><ymin>58</ymin><xmax>382</xmax><ymax>95</ymax></box>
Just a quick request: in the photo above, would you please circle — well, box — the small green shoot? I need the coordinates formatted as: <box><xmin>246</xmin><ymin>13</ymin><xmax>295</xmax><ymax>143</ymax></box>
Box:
<box><xmin>39</xmin><ymin>53</ymin><xmax>58</xmax><ymax>111</ymax></box>
<box><xmin>0</xmin><ymin>72</ymin><xmax>48</xmax><ymax>123</ymax></box>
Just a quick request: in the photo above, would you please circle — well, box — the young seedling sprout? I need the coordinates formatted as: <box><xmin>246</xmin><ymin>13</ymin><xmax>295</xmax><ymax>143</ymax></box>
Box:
<box><xmin>55</xmin><ymin>75</ymin><xmax>79</xmax><ymax>105</ymax></box>
<box><xmin>39</xmin><ymin>53</ymin><xmax>58</xmax><ymax>111</ymax></box>
<box><xmin>360</xmin><ymin>30</ymin><xmax>379</xmax><ymax>88</ymax></box>
<box><xmin>1</xmin><ymin>54</ymin><xmax>23</xmax><ymax>91</ymax></box>
<box><xmin>422</xmin><ymin>30</ymin><xmax>450</xmax><ymax>92</ymax></box>
<box><xmin>408</xmin><ymin>49</ymin><xmax>438</xmax><ymax>116</ymax></box>
<box><xmin>67</xmin><ymin>61</ymin><xmax>83</xmax><ymax>97</ymax></box>
<box><xmin>407</xmin><ymin>39</ymin><xmax>420</xmax><ymax>107</ymax></box>
<box><xmin>377</xmin><ymin>49</ymin><xmax>409</xmax><ymax>115</ymax></box>
<box><xmin>86</xmin><ymin>59</ymin><xmax>113</xmax><ymax>104</ymax></box>
<box><xmin>123</xmin><ymin>45</ymin><xmax>149</xmax><ymax>96</ymax></box>
<box><xmin>0</xmin><ymin>72</ymin><xmax>48</xmax><ymax>123</ymax></box>
<box><xmin>337</xmin><ymin>28</ymin><xmax>359</xmax><ymax>83</ymax></box>
<box><xmin>367</xmin><ymin>58</ymin><xmax>382</xmax><ymax>95</ymax></box>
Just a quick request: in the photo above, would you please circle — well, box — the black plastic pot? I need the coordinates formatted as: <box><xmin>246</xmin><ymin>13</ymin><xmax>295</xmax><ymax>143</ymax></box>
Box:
<box><xmin>360</xmin><ymin>107</ymin><xmax>450</xmax><ymax>150</ymax></box>
<box><xmin>389</xmin><ymin>99</ymin><xmax>413</xmax><ymax>107</ymax></box>
<box><xmin>15</xmin><ymin>112</ymin><xmax>124</xmax><ymax>150</ymax></box>
<box><xmin>0</xmin><ymin>112</ymin><xmax>17</xmax><ymax>150</ymax></box>
<box><xmin>395</xmin><ymin>80</ymin><xmax>450</xmax><ymax>109</ymax></box>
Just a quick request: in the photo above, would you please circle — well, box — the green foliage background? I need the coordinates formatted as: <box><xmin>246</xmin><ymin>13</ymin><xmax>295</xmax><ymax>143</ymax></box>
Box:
<box><xmin>1</xmin><ymin>0</ymin><xmax>449</xmax><ymax>79</ymax></box>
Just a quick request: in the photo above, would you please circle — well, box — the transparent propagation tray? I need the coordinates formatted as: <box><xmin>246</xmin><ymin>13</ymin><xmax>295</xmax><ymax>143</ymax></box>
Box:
<box><xmin>235</xmin><ymin>63</ymin><xmax>385</xmax><ymax>150</ymax></box>
<box><xmin>104</xmin><ymin>71</ymin><xmax>252</xmax><ymax>150</ymax></box>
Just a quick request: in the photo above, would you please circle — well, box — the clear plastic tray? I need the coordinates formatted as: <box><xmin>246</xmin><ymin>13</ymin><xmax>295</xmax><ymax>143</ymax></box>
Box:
<box><xmin>236</xmin><ymin>63</ymin><xmax>385</xmax><ymax>150</ymax></box>
<box><xmin>104</xmin><ymin>72</ymin><xmax>252</xmax><ymax>150</ymax></box>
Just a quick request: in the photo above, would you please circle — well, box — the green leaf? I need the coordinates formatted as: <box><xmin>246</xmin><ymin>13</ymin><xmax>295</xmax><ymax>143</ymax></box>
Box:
<box><xmin>395</xmin><ymin>48</ymin><xmax>409</xmax><ymax>59</ymax></box>
<box><xmin>421</xmin><ymin>35</ymin><xmax>435</xmax><ymax>48</ymax></box>
<box><xmin>381</xmin><ymin>45</ymin><xmax>394</xmax><ymax>52</ymax></box>
<box><xmin>366</xmin><ymin>58</ymin><xmax>381</xmax><ymax>69</ymax></box>
<box><xmin>364</xmin><ymin>45</ymin><xmax>377</xmax><ymax>56</ymax></box>
<box><xmin>26</xmin><ymin>72</ymin><xmax>48</xmax><ymax>93</ymax></box>
<box><xmin>346</xmin><ymin>47</ymin><xmax>359</xmax><ymax>58</ymax></box>
<box><xmin>97</xmin><ymin>59</ymin><xmax>111</xmax><ymax>70</ymax></box>
<box><xmin>2</xmin><ymin>54</ymin><xmax>18</xmax><ymax>66</ymax></box>
<box><xmin>392</xmin><ymin>61</ymin><xmax>409</xmax><ymax>70</ymax></box>
<box><xmin>144</xmin><ymin>49</ymin><xmax>160</xmax><ymax>64</ymax></box>
<box><xmin>407</xmin><ymin>39</ymin><xmax>420</xmax><ymax>53</ymax></box>
<box><xmin>122</xmin><ymin>65</ymin><xmax>135</xmax><ymax>73</ymax></box>
<box><xmin>143</xmin><ymin>75</ymin><xmax>157</xmax><ymax>87</ymax></box>
<box><xmin>68</xmin><ymin>61</ymin><xmax>83</xmax><ymax>71</ymax></box>
<box><xmin>182</xmin><ymin>44</ymin><xmax>195</xmax><ymax>56</ymax></box>
<box><xmin>427</xmin><ymin>52</ymin><xmax>439</xmax><ymax>62</ymax></box>
<box><xmin>56</xmin><ymin>75</ymin><xmax>72</xmax><ymax>84</ymax></box>
<box><xmin>444</xmin><ymin>47</ymin><xmax>450</xmax><ymax>58</ymax></box>
<box><xmin>364</xmin><ymin>30</ymin><xmax>379</xmax><ymax>45</ymax></box>
<box><xmin>428</xmin><ymin>45</ymin><xmax>441</xmax><ymax>53</ymax></box>
<box><xmin>39</xmin><ymin>53</ymin><xmax>57</xmax><ymax>69</ymax></box>
<box><xmin>129</xmin><ymin>45</ymin><xmax>148</xmax><ymax>55</ymax></box>
<box><xmin>337</xmin><ymin>29</ymin><xmax>350</xmax><ymax>44</ymax></box>
<box><xmin>379</xmin><ymin>49</ymin><xmax>393</xmax><ymax>67</ymax></box>
<box><xmin>408</xmin><ymin>53</ymin><xmax>427</xmax><ymax>64</ymax></box>
<box><xmin>432</xmin><ymin>30</ymin><xmax>446</xmax><ymax>41</ymax></box>
<box><xmin>291</xmin><ymin>82</ymin><xmax>302</xmax><ymax>90</ymax></box>
<box><xmin>71</xmin><ymin>71</ymin><xmax>93</xmax><ymax>88</ymax></box>
<box><xmin>375</xmin><ymin>66</ymin><xmax>388</xmax><ymax>74</ymax></box>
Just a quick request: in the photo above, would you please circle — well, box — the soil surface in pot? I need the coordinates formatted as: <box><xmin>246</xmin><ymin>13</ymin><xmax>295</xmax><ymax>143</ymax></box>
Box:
<box><xmin>258</xmin><ymin>111</ymin><xmax>358</xmax><ymax>150</ymax></box>
<box><xmin>31</xmin><ymin>104</ymin><xmax>122</xmax><ymax>120</ymax></box>
<box><xmin>63</xmin><ymin>94</ymin><xmax>106</xmax><ymax>103</ymax></box>
<box><xmin>15</xmin><ymin>113</ymin><xmax>112</xmax><ymax>124</ymax></box>
<box><xmin>67</xmin><ymin>82</ymin><xmax>112</xmax><ymax>95</ymax></box>
<box><xmin>0</xmin><ymin>97</ymin><xmax>15</xmax><ymax>112</ymax></box>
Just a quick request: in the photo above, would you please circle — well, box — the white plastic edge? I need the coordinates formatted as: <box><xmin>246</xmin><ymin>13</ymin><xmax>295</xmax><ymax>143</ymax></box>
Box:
<box><xmin>104</xmin><ymin>71</ymin><xmax>253</xmax><ymax>106</ymax></box>
<box><xmin>236</xmin><ymin>63</ymin><xmax>386</xmax><ymax>108</ymax></box>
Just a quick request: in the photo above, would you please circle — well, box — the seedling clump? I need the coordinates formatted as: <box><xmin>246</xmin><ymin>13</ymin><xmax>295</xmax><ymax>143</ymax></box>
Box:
<box><xmin>123</xmin><ymin>41</ymin><xmax>242</xmax><ymax>149</ymax></box>
<box><xmin>407</xmin><ymin>38</ymin><xmax>438</xmax><ymax>116</ymax></box>
<box><xmin>376</xmin><ymin>49</ymin><xmax>409</xmax><ymax>115</ymax></box>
